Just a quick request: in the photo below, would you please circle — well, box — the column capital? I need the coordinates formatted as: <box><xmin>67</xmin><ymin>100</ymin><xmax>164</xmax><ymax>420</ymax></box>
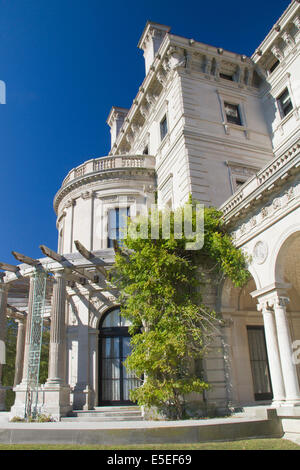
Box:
<box><xmin>268</xmin><ymin>293</ymin><xmax>290</xmax><ymax>309</ymax></box>
<box><xmin>52</xmin><ymin>269</ymin><xmax>66</xmax><ymax>279</ymax></box>
<box><xmin>257</xmin><ymin>299</ymin><xmax>271</xmax><ymax>312</ymax></box>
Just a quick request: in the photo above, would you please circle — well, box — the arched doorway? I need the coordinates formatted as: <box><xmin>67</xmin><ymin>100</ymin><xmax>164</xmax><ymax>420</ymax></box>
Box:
<box><xmin>98</xmin><ymin>307</ymin><xmax>140</xmax><ymax>406</ymax></box>
<box><xmin>273</xmin><ymin>231</ymin><xmax>300</xmax><ymax>388</ymax></box>
<box><xmin>220</xmin><ymin>277</ymin><xmax>273</xmax><ymax>404</ymax></box>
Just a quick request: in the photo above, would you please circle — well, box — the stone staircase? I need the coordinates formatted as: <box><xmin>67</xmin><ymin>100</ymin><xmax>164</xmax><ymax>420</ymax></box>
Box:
<box><xmin>61</xmin><ymin>406</ymin><xmax>143</xmax><ymax>422</ymax></box>
<box><xmin>232</xmin><ymin>404</ymin><xmax>272</xmax><ymax>419</ymax></box>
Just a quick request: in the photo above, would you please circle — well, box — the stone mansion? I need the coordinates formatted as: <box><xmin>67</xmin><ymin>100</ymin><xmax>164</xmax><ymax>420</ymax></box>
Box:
<box><xmin>0</xmin><ymin>0</ymin><xmax>299</xmax><ymax>420</ymax></box>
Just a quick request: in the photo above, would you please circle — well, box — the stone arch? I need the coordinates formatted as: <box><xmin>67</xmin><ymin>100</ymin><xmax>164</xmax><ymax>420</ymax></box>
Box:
<box><xmin>219</xmin><ymin>273</ymin><xmax>265</xmax><ymax>405</ymax></box>
<box><xmin>89</xmin><ymin>295</ymin><xmax>120</xmax><ymax>329</ymax></box>
<box><xmin>273</xmin><ymin>229</ymin><xmax>300</xmax><ymax>312</ymax></box>
<box><xmin>90</xmin><ymin>302</ymin><xmax>120</xmax><ymax>330</ymax></box>
<box><xmin>219</xmin><ymin>275</ymin><xmax>258</xmax><ymax>312</ymax></box>
<box><xmin>270</xmin><ymin>225</ymin><xmax>300</xmax><ymax>285</ymax></box>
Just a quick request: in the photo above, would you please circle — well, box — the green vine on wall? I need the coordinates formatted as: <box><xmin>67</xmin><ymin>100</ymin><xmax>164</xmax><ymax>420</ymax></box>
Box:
<box><xmin>112</xmin><ymin>200</ymin><xmax>250</xmax><ymax>419</ymax></box>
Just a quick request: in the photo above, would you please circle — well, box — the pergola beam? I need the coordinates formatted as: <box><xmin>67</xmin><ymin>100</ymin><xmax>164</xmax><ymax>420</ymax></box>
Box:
<box><xmin>0</xmin><ymin>261</ymin><xmax>20</xmax><ymax>273</ymax></box>
<box><xmin>74</xmin><ymin>240</ymin><xmax>107</xmax><ymax>277</ymax></box>
<box><xmin>12</xmin><ymin>251</ymin><xmax>40</xmax><ymax>267</ymax></box>
<box><xmin>39</xmin><ymin>245</ymin><xmax>64</xmax><ymax>263</ymax></box>
<box><xmin>7</xmin><ymin>304</ymin><xmax>26</xmax><ymax>320</ymax></box>
<box><xmin>39</xmin><ymin>244</ymin><xmax>96</xmax><ymax>283</ymax></box>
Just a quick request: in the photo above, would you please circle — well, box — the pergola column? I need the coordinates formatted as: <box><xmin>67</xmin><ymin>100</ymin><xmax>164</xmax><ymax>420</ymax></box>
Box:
<box><xmin>257</xmin><ymin>300</ymin><xmax>285</xmax><ymax>406</ymax></box>
<box><xmin>13</xmin><ymin>319</ymin><xmax>26</xmax><ymax>387</ymax></box>
<box><xmin>46</xmin><ymin>270</ymin><xmax>67</xmax><ymax>385</ymax></box>
<box><xmin>271</xmin><ymin>294</ymin><xmax>300</xmax><ymax>405</ymax></box>
<box><xmin>0</xmin><ymin>277</ymin><xmax>8</xmax><ymax>410</ymax></box>
<box><xmin>43</xmin><ymin>269</ymin><xmax>71</xmax><ymax>419</ymax></box>
<box><xmin>19</xmin><ymin>274</ymin><xmax>35</xmax><ymax>386</ymax></box>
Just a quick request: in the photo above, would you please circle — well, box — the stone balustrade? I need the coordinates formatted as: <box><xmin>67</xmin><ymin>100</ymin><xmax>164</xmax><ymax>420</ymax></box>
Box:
<box><xmin>221</xmin><ymin>140</ymin><xmax>300</xmax><ymax>218</ymax></box>
<box><xmin>61</xmin><ymin>154</ymin><xmax>155</xmax><ymax>187</ymax></box>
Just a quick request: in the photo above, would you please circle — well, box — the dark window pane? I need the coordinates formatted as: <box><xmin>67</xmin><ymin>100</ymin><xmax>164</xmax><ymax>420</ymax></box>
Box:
<box><xmin>224</xmin><ymin>102</ymin><xmax>242</xmax><ymax>125</ymax></box>
<box><xmin>108</xmin><ymin>207</ymin><xmax>130</xmax><ymax>247</ymax></box>
<box><xmin>269</xmin><ymin>59</ymin><xmax>279</xmax><ymax>74</ymax></box>
<box><xmin>247</xmin><ymin>326</ymin><xmax>272</xmax><ymax>401</ymax></box>
<box><xmin>160</xmin><ymin>115</ymin><xmax>168</xmax><ymax>141</ymax></box>
<box><xmin>220</xmin><ymin>73</ymin><xmax>233</xmax><ymax>81</ymax></box>
<box><xmin>277</xmin><ymin>88</ymin><xmax>293</xmax><ymax>117</ymax></box>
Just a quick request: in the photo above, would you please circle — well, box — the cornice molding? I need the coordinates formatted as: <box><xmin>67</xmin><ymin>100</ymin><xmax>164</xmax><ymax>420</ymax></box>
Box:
<box><xmin>221</xmin><ymin>140</ymin><xmax>300</xmax><ymax>222</ymax></box>
<box><xmin>230</xmin><ymin>177</ymin><xmax>300</xmax><ymax>246</ymax></box>
<box><xmin>252</xmin><ymin>1</ymin><xmax>300</xmax><ymax>66</ymax></box>
<box><xmin>54</xmin><ymin>165</ymin><xmax>156</xmax><ymax>214</ymax></box>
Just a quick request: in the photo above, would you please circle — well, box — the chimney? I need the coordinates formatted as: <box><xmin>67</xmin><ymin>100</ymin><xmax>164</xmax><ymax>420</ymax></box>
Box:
<box><xmin>107</xmin><ymin>107</ymin><xmax>129</xmax><ymax>149</ymax></box>
<box><xmin>138</xmin><ymin>22</ymin><xmax>170</xmax><ymax>75</ymax></box>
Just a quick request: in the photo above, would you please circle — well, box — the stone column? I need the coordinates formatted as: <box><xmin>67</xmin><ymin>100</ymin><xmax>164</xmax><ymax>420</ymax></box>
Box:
<box><xmin>258</xmin><ymin>301</ymin><xmax>285</xmax><ymax>406</ymax></box>
<box><xmin>0</xmin><ymin>277</ymin><xmax>8</xmax><ymax>410</ymax></box>
<box><xmin>46</xmin><ymin>270</ymin><xmax>67</xmax><ymax>385</ymax></box>
<box><xmin>43</xmin><ymin>270</ymin><xmax>71</xmax><ymax>419</ymax></box>
<box><xmin>10</xmin><ymin>275</ymin><xmax>36</xmax><ymax>418</ymax></box>
<box><xmin>20</xmin><ymin>275</ymin><xmax>35</xmax><ymax>386</ymax></box>
<box><xmin>13</xmin><ymin>319</ymin><xmax>26</xmax><ymax>387</ymax></box>
<box><xmin>271</xmin><ymin>294</ymin><xmax>300</xmax><ymax>405</ymax></box>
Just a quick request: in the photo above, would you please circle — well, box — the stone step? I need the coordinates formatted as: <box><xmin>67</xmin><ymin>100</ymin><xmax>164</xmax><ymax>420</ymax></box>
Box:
<box><xmin>232</xmin><ymin>405</ymin><xmax>272</xmax><ymax>419</ymax></box>
<box><xmin>61</xmin><ymin>415</ymin><xmax>144</xmax><ymax>422</ymax></box>
<box><xmin>61</xmin><ymin>406</ymin><xmax>143</xmax><ymax>422</ymax></box>
<box><xmin>68</xmin><ymin>411</ymin><xmax>142</xmax><ymax>418</ymax></box>
<box><xmin>94</xmin><ymin>406</ymin><xmax>140</xmax><ymax>412</ymax></box>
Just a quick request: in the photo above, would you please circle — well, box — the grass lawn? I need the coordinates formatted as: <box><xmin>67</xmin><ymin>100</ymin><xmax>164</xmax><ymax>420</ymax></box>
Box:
<box><xmin>0</xmin><ymin>439</ymin><xmax>299</xmax><ymax>450</ymax></box>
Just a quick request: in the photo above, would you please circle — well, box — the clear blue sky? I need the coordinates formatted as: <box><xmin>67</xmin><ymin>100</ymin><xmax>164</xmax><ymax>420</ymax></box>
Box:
<box><xmin>0</xmin><ymin>0</ymin><xmax>290</xmax><ymax>265</ymax></box>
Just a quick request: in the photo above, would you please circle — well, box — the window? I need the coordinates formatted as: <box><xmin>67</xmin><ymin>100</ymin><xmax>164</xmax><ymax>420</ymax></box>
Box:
<box><xmin>268</xmin><ymin>59</ymin><xmax>280</xmax><ymax>74</ymax></box>
<box><xmin>247</xmin><ymin>326</ymin><xmax>273</xmax><ymax>401</ymax></box>
<box><xmin>143</xmin><ymin>145</ymin><xmax>149</xmax><ymax>155</ymax></box>
<box><xmin>277</xmin><ymin>88</ymin><xmax>293</xmax><ymax>118</ymax></box>
<box><xmin>227</xmin><ymin>161</ymin><xmax>259</xmax><ymax>194</ymax></box>
<box><xmin>107</xmin><ymin>207</ymin><xmax>130</xmax><ymax>248</ymax></box>
<box><xmin>224</xmin><ymin>102</ymin><xmax>242</xmax><ymax>125</ymax></box>
<box><xmin>235</xmin><ymin>179</ymin><xmax>246</xmax><ymax>188</ymax></box>
<box><xmin>220</xmin><ymin>73</ymin><xmax>233</xmax><ymax>81</ymax></box>
<box><xmin>58</xmin><ymin>229</ymin><xmax>64</xmax><ymax>254</ymax></box>
<box><xmin>160</xmin><ymin>115</ymin><xmax>168</xmax><ymax>141</ymax></box>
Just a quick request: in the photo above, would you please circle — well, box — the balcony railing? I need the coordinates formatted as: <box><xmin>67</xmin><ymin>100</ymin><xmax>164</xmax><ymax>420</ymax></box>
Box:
<box><xmin>221</xmin><ymin>140</ymin><xmax>300</xmax><ymax>218</ymax></box>
<box><xmin>61</xmin><ymin>154</ymin><xmax>155</xmax><ymax>187</ymax></box>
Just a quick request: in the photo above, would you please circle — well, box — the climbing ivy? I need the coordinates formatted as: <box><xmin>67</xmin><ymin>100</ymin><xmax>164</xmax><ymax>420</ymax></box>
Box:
<box><xmin>112</xmin><ymin>200</ymin><xmax>250</xmax><ymax>419</ymax></box>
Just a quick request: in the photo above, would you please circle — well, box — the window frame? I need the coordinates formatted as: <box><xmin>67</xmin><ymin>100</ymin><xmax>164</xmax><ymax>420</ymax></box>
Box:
<box><xmin>107</xmin><ymin>206</ymin><xmax>130</xmax><ymax>248</ymax></box>
<box><xmin>220</xmin><ymin>72</ymin><xmax>234</xmax><ymax>81</ymax></box>
<box><xmin>224</xmin><ymin>101</ymin><xmax>243</xmax><ymax>126</ymax></box>
<box><xmin>277</xmin><ymin>87</ymin><xmax>293</xmax><ymax>119</ymax></box>
<box><xmin>160</xmin><ymin>114</ymin><xmax>168</xmax><ymax>142</ymax></box>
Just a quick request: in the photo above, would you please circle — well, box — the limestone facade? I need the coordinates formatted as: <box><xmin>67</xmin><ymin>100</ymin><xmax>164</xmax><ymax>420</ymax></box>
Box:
<box><xmin>1</xmin><ymin>1</ymin><xmax>300</xmax><ymax>419</ymax></box>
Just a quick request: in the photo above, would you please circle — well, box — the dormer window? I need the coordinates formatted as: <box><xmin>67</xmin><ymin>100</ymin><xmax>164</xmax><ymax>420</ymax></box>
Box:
<box><xmin>277</xmin><ymin>88</ymin><xmax>293</xmax><ymax>118</ymax></box>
